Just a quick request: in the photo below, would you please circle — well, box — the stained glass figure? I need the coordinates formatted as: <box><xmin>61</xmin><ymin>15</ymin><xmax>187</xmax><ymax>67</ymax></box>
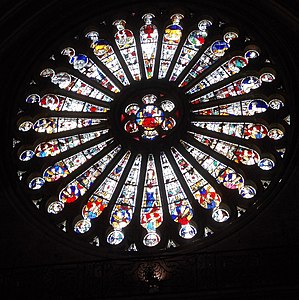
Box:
<box><xmin>179</xmin><ymin>32</ymin><xmax>238</xmax><ymax>87</ymax></box>
<box><xmin>34</xmin><ymin>129</ymin><xmax>109</xmax><ymax>158</ymax></box>
<box><xmin>171</xmin><ymin>147</ymin><xmax>221</xmax><ymax>209</ymax></box>
<box><xmin>189</xmin><ymin>74</ymin><xmax>267</xmax><ymax>104</ymax></box>
<box><xmin>189</xmin><ymin>132</ymin><xmax>260</xmax><ymax>165</ymax></box>
<box><xmin>181</xmin><ymin>140</ymin><xmax>245</xmax><ymax>191</ymax></box>
<box><xmin>40</xmin><ymin>68</ymin><xmax>113</xmax><ymax>102</ymax></box>
<box><xmin>61</xmin><ymin>47</ymin><xmax>120</xmax><ymax>93</ymax></box>
<box><xmin>192</xmin><ymin>98</ymin><xmax>268</xmax><ymax>116</ymax></box>
<box><xmin>108</xmin><ymin>154</ymin><xmax>142</xmax><ymax>244</ymax></box>
<box><xmin>26</xmin><ymin>93</ymin><xmax>109</xmax><ymax>113</ymax></box>
<box><xmin>42</xmin><ymin>139</ymin><xmax>114</xmax><ymax>182</ymax></box>
<box><xmin>187</xmin><ymin>47</ymin><xmax>259</xmax><ymax>94</ymax></box>
<box><xmin>32</xmin><ymin>117</ymin><xmax>106</xmax><ymax>134</ymax></box>
<box><xmin>74</xmin><ymin>151</ymin><xmax>130</xmax><ymax>233</ymax></box>
<box><xmin>192</xmin><ymin>120</ymin><xmax>269</xmax><ymax>139</ymax></box>
<box><xmin>170</xmin><ymin>19</ymin><xmax>212</xmax><ymax>82</ymax></box>
<box><xmin>113</xmin><ymin>19</ymin><xmax>141</xmax><ymax>81</ymax></box>
<box><xmin>158</xmin><ymin>14</ymin><xmax>184</xmax><ymax>79</ymax></box>
<box><xmin>86</xmin><ymin>31</ymin><xmax>130</xmax><ymax>85</ymax></box>
<box><xmin>160</xmin><ymin>152</ymin><xmax>196</xmax><ymax>238</ymax></box>
<box><xmin>140</xmin><ymin>154</ymin><xmax>163</xmax><ymax>246</ymax></box>
<box><xmin>59</xmin><ymin>145</ymin><xmax>122</xmax><ymax>204</ymax></box>
<box><xmin>140</xmin><ymin>13</ymin><xmax>159</xmax><ymax>79</ymax></box>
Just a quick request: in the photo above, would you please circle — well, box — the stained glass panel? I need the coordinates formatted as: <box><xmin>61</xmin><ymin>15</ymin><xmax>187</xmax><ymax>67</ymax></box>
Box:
<box><xmin>110</xmin><ymin>155</ymin><xmax>141</xmax><ymax>224</ymax></box>
<box><xmin>113</xmin><ymin>19</ymin><xmax>141</xmax><ymax>81</ymax></box>
<box><xmin>140</xmin><ymin>154</ymin><xmax>163</xmax><ymax>246</ymax></box>
<box><xmin>158</xmin><ymin>14</ymin><xmax>184</xmax><ymax>79</ymax></box>
<box><xmin>86</xmin><ymin>31</ymin><xmax>130</xmax><ymax>85</ymax></box>
<box><xmin>170</xmin><ymin>19</ymin><xmax>212</xmax><ymax>82</ymax></box>
<box><xmin>160</xmin><ymin>152</ymin><xmax>196</xmax><ymax>238</ymax></box>
<box><xmin>179</xmin><ymin>32</ymin><xmax>238</xmax><ymax>87</ymax></box>
<box><xmin>140</xmin><ymin>13</ymin><xmax>159</xmax><ymax>79</ymax></box>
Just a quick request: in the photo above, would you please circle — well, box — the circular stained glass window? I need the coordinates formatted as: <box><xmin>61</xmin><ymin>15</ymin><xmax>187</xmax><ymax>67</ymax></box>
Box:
<box><xmin>14</xmin><ymin>10</ymin><xmax>290</xmax><ymax>254</ymax></box>
<box><xmin>122</xmin><ymin>94</ymin><xmax>177</xmax><ymax>141</ymax></box>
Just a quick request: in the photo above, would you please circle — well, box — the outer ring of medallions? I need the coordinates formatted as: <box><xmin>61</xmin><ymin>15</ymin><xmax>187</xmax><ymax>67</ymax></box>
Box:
<box><xmin>109</xmin><ymin>79</ymin><xmax>190</xmax><ymax>153</ymax></box>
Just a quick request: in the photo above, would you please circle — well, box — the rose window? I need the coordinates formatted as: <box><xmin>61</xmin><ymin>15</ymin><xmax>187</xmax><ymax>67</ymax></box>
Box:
<box><xmin>14</xmin><ymin>10</ymin><xmax>290</xmax><ymax>254</ymax></box>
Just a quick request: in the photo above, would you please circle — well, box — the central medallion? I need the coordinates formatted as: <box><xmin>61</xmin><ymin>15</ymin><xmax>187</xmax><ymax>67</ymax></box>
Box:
<box><xmin>136</xmin><ymin>104</ymin><xmax>164</xmax><ymax>130</ymax></box>
<box><xmin>122</xmin><ymin>93</ymin><xmax>177</xmax><ymax>141</ymax></box>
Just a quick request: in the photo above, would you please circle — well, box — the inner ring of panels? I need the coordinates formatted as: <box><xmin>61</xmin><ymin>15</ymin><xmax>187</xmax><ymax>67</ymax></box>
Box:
<box><xmin>14</xmin><ymin>10</ymin><xmax>289</xmax><ymax>253</ymax></box>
